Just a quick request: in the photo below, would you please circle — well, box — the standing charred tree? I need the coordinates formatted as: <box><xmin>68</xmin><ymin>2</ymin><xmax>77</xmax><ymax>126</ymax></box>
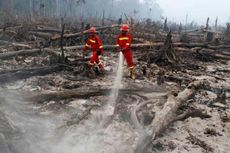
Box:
<box><xmin>206</xmin><ymin>17</ymin><xmax>210</xmax><ymax>30</ymax></box>
<box><xmin>81</xmin><ymin>22</ymin><xmax>85</xmax><ymax>44</ymax></box>
<box><xmin>154</xmin><ymin>31</ymin><xmax>179</xmax><ymax>65</ymax></box>
<box><xmin>163</xmin><ymin>18</ymin><xmax>168</xmax><ymax>32</ymax></box>
<box><xmin>102</xmin><ymin>10</ymin><xmax>105</xmax><ymax>26</ymax></box>
<box><xmin>60</xmin><ymin>18</ymin><xmax>65</xmax><ymax>62</ymax></box>
<box><xmin>178</xmin><ymin>23</ymin><xmax>182</xmax><ymax>34</ymax></box>
<box><xmin>215</xmin><ymin>17</ymin><xmax>218</xmax><ymax>30</ymax></box>
<box><xmin>225</xmin><ymin>23</ymin><xmax>230</xmax><ymax>37</ymax></box>
<box><xmin>205</xmin><ymin>17</ymin><xmax>213</xmax><ymax>42</ymax></box>
<box><xmin>118</xmin><ymin>16</ymin><xmax>122</xmax><ymax>25</ymax></box>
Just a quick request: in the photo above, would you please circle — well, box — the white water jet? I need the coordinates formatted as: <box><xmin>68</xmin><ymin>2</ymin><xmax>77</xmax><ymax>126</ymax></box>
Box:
<box><xmin>105</xmin><ymin>51</ymin><xmax>124</xmax><ymax>116</ymax></box>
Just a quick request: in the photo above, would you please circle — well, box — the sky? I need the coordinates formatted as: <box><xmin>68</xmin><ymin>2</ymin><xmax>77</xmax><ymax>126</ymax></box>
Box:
<box><xmin>155</xmin><ymin>0</ymin><xmax>230</xmax><ymax>25</ymax></box>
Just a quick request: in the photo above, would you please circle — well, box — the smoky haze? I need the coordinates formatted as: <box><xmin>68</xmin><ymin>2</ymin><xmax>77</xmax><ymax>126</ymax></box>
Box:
<box><xmin>157</xmin><ymin>0</ymin><xmax>230</xmax><ymax>25</ymax></box>
<box><xmin>0</xmin><ymin>0</ymin><xmax>162</xmax><ymax>21</ymax></box>
<box><xmin>1</xmin><ymin>0</ymin><xmax>230</xmax><ymax>25</ymax></box>
<box><xmin>0</xmin><ymin>89</ymin><xmax>137</xmax><ymax>153</ymax></box>
<box><xmin>74</xmin><ymin>0</ymin><xmax>162</xmax><ymax>20</ymax></box>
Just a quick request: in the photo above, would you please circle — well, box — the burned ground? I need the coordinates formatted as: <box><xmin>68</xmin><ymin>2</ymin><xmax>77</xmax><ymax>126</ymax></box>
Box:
<box><xmin>0</xmin><ymin>19</ymin><xmax>230</xmax><ymax>153</ymax></box>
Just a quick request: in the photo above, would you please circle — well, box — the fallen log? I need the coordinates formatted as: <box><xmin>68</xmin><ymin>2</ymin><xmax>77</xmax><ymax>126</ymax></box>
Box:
<box><xmin>51</xmin><ymin>24</ymin><xmax>119</xmax><ymax>40</ymax></box>
<box><xmin>62</xmin><ymin>43</ymin><xmax>193</xmax><ymax>51</ymax></box>
<box><xmin>187</xmin><ymin>132</ymin><xmax>214</xmax><ymax>152</ymax></box>
<box><xmin>133</xmin><ymin>32</ymin><xmax>181</xmax><ymax>42</ymax></box>
<box><xmin>181</xmin><ymin>29</ymin><xmax>201</xmax><ymax>34</ymax></box>
<box><xmin>0</xmin><ymin>49</ymin><xmax>42</xmax><ymax>60</ymax></box>
<box><xmin>0</xmin><ymin>65</ymin><xmax>67</xmax><ymax>85</ymax></box>
<box><xmin>32</xmin><ymin>29</ymin><xmax>61</xmax><ymax>33</ymax></box>
<box><xmin>0</xmin><ymin>48</ymin><xmax>59</xmax><ymax>60</ymax></box>
<box><xmin>0</xmin><ymin>40</ymin><xmax>9</xmax><ymax>45</ymax></box>
<box><xmin>134</xmin><ymin>80</ymin><xmax>203</xmax><ymax>153</ymax></box>
<box><xmin>151</xmin><ymin>80</ymin><xmax>203</xmax><ymax>136</ymax></box>
<box><xmin>195</xmin><ymin>49</ymin><xmax>230</xmax><ymax>61</ymax></box>
<box><xmin>207</xmin><ymin>44</ymin><xmax>230</xmax><ymax>50</ymax></box>
<box><xmin>11</xmin><ymin>43</ymin><xmax>32</xmax><ymax>49</ymax></box>
<box><xmin>175</xmin><ymin>107</ymin><xmax>211</xmax><ymax>121</ymax></box>
<box><xmin>0</xmin><ymin>58</ymin><xmax>88</xmax><ymax>84</ymax></box>
<box><xmin>0</xmin><ymin>40</ymin><xmax>32</xmax><ymax>49</ymax></box>
<box><xmin>29</xmin><ymin>31</ymin><xmax>53</xmax><ymax>39</ymax></box>
<box><xmin>2</xmin><ymin>43</ymin><xmax>227</xmax><ymax>61</ymax></box>
<box><xmin>178</xmin><ymin>43</ymin><xmax>230</xmax><ymax>50</ymax></box>
<box><xmin>33</xmin><ymin>26</ymin><xmax>62</xmax><ymax>33</ymax></box>
<box><xmin>133</xmin><ymin>38</ymin><xmax>152</xmax><ymax>44</ymax></box>
<box><xmin>28</xmin><ymin>88</ymin><xmax>161</xmax><ymax>103</ymax></box>
<box><xmin>63</xmin><ymin>42</ymin><xmax>230</xmax><ymax>51</ymax></box>
<box><xmin>221</xmin><ymin>51</ymin><xmax>230</xmax><ymax>57</ymax></box>
<box><xmin>63</xmin><ymin>43</ymin><xmax>164</xmax><ymax>51</ymax></box>
<box><xmin>0</xmin><ymin>25</ymin><xmax>22</xmax><ymax>33</ymax></box>
<box><xmin>0</xmin><ymin>67</ymin><xmax>49</xmax><ymax>75</ymax></box>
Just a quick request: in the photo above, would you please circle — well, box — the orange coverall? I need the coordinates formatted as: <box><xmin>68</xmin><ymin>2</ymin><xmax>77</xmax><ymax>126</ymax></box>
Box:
<box><xmin>116</xmin><ymin>33</ymin><xmax>134</xmax><ymax>68</ymax></box>
<box><xmin>83</xmin><ymin>35</ymin><xmax>104</xmax><ymax>69</ymax></box>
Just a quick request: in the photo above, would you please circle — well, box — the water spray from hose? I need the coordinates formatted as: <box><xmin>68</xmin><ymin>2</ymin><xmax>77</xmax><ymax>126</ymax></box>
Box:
<box><xmin>105</xmin><ymin>51</ymin><xmax>124</xmax><ymax>115</ymax></box>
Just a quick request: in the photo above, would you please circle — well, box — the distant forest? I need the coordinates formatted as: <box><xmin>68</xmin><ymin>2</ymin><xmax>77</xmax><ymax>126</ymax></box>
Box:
<box><xmin>0</xmin><ymin>0</ymin><xmax>162</xmax><ymax>21</ymax></box>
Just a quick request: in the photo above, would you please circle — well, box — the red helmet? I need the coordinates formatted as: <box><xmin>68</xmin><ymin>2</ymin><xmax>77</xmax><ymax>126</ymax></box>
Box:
<box><xmin>120</xmin><ymin>24</ymin><xmax>129</xmax><ymax>31</ymax></box>
<box><xmin>89</xmin><ymin>27</ymin><xmax>96</xmax><ymax>33</ymax></box>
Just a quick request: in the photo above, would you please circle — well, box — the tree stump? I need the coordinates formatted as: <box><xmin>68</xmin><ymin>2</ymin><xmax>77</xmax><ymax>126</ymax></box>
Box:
<box><xmin>154</xmin><ymin>31</ymin><xmax>179</xmax><ymax>65</ymax></box>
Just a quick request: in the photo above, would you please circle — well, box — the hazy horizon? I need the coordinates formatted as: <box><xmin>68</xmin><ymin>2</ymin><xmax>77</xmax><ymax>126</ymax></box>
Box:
<box><xmin>156</xmin><ymin>0</ymin><xmax>230</xmax><ymax>25</ymax></box>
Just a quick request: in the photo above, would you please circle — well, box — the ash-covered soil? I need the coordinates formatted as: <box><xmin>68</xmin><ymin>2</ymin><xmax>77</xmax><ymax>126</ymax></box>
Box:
<box><xmin>0</xmin><ymin>50</ymin><xmax>229</xmax><ymax>153</ymax></box>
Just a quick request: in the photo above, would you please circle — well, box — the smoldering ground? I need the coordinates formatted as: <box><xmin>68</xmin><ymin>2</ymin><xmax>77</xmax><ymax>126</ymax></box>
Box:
<box><xmin>0</xmin><ymin>86</ymin><xmax>137</xmax><ymax>153</ymax></box>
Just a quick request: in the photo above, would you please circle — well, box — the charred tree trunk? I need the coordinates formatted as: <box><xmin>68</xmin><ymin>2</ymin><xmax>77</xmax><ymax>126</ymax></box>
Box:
<box><xmin>225</xmin><ymin>23</ymin><xmax>230</xmax><ymax>37</ymax></box>
<box><xmin>154</xmin><ymin>31</ymin><xmax>179</xmax><ymax>65</ymax></box>
<box><xmin>134</xmin><ymin>80</ymin><xmax>203</xmax><ymax>153</ymax></box>
<box><xmin>163</xmin><ymin>18</ymin><xmax>168</xmax><ymax>32</ymax></box>
<box><xmin>0</xmin><ymin>66</ymin><xmax>66</xmax><ymax>85</ymax></box>
<box><xmin>215</xmin><ymin>17</ymin><xmax>218</xmax><ymax>30</ymax></box>
<box><xmin>27</xmin><ymin>88</ymin><xmax>159</xmax><ymax>103</ymax></box>
<box><xmin>206</xmin><ymin>17</ymin><xmax>210</xmax><ymax>30</ymax></box>
<box><xmin>60</xmin><ymin>18</ymin><xmax>65</xmax><ymax>62</ymax></box>
<box><xmin>0</xmin><ymin>57</ymin><xmax>89</xmax><ymax>85</ymax></box>
<box><xmin>51</xmin><ymin>24</ymin><xmax>119</xmax><ymax>40</ymax></box>
<box><xmin>0</xmin><ymin>48</ymin><xmax>59</xmax><ymax>60</ymax></box>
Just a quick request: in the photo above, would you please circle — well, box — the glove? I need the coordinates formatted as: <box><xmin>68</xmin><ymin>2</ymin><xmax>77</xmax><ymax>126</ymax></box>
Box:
<box><xmin>97</xmin><ymin>50</ymin><xmax>101</xmax><ymax>56</ymax></box>
<box><xmin>117</xmin><ymin>47</ymin><xmax>122</xmax><ymax>52</ymax></box>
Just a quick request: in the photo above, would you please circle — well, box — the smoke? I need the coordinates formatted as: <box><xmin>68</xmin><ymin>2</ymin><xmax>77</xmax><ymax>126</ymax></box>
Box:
<box><xmin>0</xmin><ymin>89</ymin><xmax>137</xmax><ymax>153</ymax></box>
<box><xmin>76</xmin><ymin>0</ymin><xmax>162</xmax><ymax>20</ymax></box>
<box><xmin>0</xmin><ymin>0</ymin><xmax>162</xmax><ymax>22</ymax></box>
<box><xmin>0</xmin><ymin>90</ymin><xmax>59</xmax><ymax>153</ymax></box>
<box><xmin>105</xmin><ymin>51</ymin><xmax>124</xmax><ymax>116</ymax></box>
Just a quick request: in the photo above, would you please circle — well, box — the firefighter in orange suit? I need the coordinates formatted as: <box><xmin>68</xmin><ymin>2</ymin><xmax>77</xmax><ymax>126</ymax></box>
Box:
<box><xmin>116</xmin><ymin>24</ymin><xmax>135</xmax><ymax>79</ymax></box>
<box><xmin>83</xmin><ymin>27</ymin><xmax>104</xmax><ymax>72</ymax></box>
